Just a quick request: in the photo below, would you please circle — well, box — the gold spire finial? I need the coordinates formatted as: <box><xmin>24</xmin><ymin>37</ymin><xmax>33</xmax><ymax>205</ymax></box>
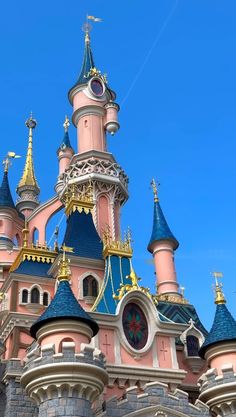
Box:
<box><xmin>57</xmin><ymin>244</ymin><xmax>74</xmax><ymax>282</ymax></box>
<box><xmin>3</xmin><ymin>152</ymin><xmax>21</xmax><ymax>173</ymax></box>
<box><xmin>17</xmin><ymin>114</ymin><xmax>39</xmax><ymax>192</ymax></box>
<box><xmin>212</xmin><ymin>272</ymin><xmax>226</xmax><ymax>305</ymax></box>
<box><xmin>63</xmin><ymin>115</ymin><xmax>70</xmax><ymax>132</ymax></box>
<box><xmin>151</xmin><ymin>179</ymin><xmax>160</xmax><ymax>202</ymax></box>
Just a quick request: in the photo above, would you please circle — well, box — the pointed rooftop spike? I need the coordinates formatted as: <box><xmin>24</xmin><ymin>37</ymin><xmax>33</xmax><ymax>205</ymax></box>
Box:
<box><xmin>148</xmin><ymin>182</ymin><xmax>179</xmax><ymax>252</ymax></box>
<box><xmin>68</xmin><ymin>28</ymin><xmax>96</xmax><ymax>100</ymax></box>
<box><xmin>17</xmin><ymin>114</ymin><xmax>40</xmax><ymax>194</ymax></box>
<box><xmin>0</xmin><ymin>170</ymin><xmax>15</xmax><ymax>209</ymax></box>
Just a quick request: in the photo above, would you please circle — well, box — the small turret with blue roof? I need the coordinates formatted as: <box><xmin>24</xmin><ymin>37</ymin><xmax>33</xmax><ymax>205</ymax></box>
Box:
<box><xmin>148</xmin><ymin>179</ymin><xmax>179</xmax><ymax>252</ymax></box>
<box><xmin>199</xmin><ymin>277</ymin><xmax>236</xmax><ymax>359</ymax></box>
<box><xmin>0</xmin><ymin>155</ymin><xmax>17</xmax><ymax>210</ymax></box>
<box><xmin>30</xmin><ymin>246</ymin><xmax>99</xmax><ymax>339</ymax></box>
<box><xmin>57</xmin><ymin>115</ymin><xmax>74</xmax><ymax>153</ymax></box>
<box><xmin>0</xmin><ymin>153</ymin><xmax>24</xmax><ymax>248</ymax></box>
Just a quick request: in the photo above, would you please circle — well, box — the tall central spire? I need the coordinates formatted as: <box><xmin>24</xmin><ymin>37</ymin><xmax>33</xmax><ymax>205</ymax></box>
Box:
<box><xmin>16</xmin><ymin>115</ymin><xmax>40</xmax><ymax>215</ymax></box>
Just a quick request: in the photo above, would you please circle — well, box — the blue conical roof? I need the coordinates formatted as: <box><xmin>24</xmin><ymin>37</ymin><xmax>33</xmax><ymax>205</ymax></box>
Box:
<box><xmin>30</xmin><ymin>279</ymin><xmax>99</xmax><ymax>339</ymax></box>
<box><xmin>0</xmin><ymin>171</ymin><xmax>15</xmax><ymax>209</ymax></box>
<box><xmin>63</xmin><ymin>210</ymin><xmax>103</xmax><ymax>260</ymax></box>
<box><xmin>199</xmin><ymin>303</ymin><xmax>236</xmax><ymax>358</ymax></box>
<box><xmin>58</xmin><ymin>131</ymin><xmax>73</xmax><ymax>152</ymax></box>
<box><xmin>68</xmin><ymin>36</ymin><xmax>95</xmax><ymax>97</ymax></box>
<box><xmin>148</xmin><ymin>199</ymin><xmax>179</xmax><ymax>252</ymax></box>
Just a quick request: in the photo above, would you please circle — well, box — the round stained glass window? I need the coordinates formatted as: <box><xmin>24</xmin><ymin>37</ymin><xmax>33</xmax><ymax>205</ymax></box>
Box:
<box><xmin>122</xmin><ymin>303</ymin><xmax>148</xmax><ymax>350</ymax></box>
<box><xmin>90</xmin><ymin>78</ymin><xmax>104</xmax><ymax>96</ymax></box>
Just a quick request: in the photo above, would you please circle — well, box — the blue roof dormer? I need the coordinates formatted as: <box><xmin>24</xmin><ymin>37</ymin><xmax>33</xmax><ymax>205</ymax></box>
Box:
<box><xmin>30</xmin><ymin>279</ymin><xmax>99</xmax><ymax>339</ymax></box>
<box><xmin>0</xmin><ymin>171</ymin><xmax>15</xmax><ymax>210</ymax></box>
<box><xmin>148</xmin><ymin>198</ymin><xmax>179</xmax><ymax>253</ymax></box>
<box><xmin>62</xmin><ymin>210</ymin><xmax>103</xmax><ymax>260</ymax></box>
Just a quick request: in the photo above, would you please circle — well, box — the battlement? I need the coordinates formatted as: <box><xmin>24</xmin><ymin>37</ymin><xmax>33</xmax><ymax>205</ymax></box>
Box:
<box><xmin>24</xmin><ymin>342</ymin><xmax>106</xmax><ymax>373</ymax></box>
<box><xmin>198</xmin><ymin>363</ymin><xmax>236</xmax><ymax>393</ymax></box>
<box><xmin>101</xmin><ymin>381</ymin><xmax>209</xmax><ymax>417</ymax></box>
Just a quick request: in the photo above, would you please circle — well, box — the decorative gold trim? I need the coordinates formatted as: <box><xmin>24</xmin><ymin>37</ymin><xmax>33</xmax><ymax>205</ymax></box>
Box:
<box><xmin>10</xmin><ymin>245</ymin><xmax>57</xmax><ymax>272</ymax></box>
<box><xmin>102</xmin><ymin>226</ymin><xmax>133</xmax><ymax>258</ymax></box>
<box><xmin>63</xmin><ymin>182</ymin><xmax>94</xmax><ymax>216</ymax></box>
<box><xmin>153</xmin><ymin>293</ymin><xmax>189</xmax><ymax>305</ymax></box>
<box><xmin>113</xmin><ymin>269</ymin><xmax>153</xmax><ymax>301</ymax></box>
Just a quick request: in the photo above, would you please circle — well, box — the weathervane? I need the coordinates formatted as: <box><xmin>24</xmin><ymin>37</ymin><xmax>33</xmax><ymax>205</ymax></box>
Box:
<box><xmin>82</xmin><ymin>14</ymin><xmax>102</xmax><ymax>43</ymax></box>
<box><xmin>3</xmin><ymin>152</ymin><xmax>21</xmax><ymax>173</ymax></box>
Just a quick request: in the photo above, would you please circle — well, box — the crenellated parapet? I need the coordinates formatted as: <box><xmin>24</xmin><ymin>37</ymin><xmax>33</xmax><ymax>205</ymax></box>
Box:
<box><xmin>100</xmin><ymin>381</ymin><xmax>209</xmax><ymax>417</ymax></box>
<box><xmin>21</xmin><ymin>342</ymin><xmax>108</xmax><ymax>407</ymax></box>
<box><xmin>198</xmin><ymin>364</ymin><xmax>236</xmax><ymax>416</ymax></box>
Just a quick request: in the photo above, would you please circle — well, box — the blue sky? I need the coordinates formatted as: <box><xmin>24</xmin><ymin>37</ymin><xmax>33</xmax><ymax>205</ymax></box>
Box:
<box><xmin>1</xmin><ymin>0</ymin><xmax>236</xmax><ymax>329</ymax></box>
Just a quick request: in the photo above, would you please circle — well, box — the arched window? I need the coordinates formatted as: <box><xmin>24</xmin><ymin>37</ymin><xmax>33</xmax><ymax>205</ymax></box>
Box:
<box><xmin>43</xmin><ymin>292</ymin><xmax>49</xmax><ymax>306</ymax></box>
<box><xmin>22</xmin><ymin>289</ymin><xmax>28</xmax><ymax>303</ymax></box>
<box><xmin>186</xmin><ymin>335</ymin><xmax>199</xmax><ymax>356</ymax></box>
<box><xmin>32</xmin><ymin>228</ymin><xmax>39</xmax><ymax>245</ymax></box>
<box><xmin>91</xmin><ymin>278</ymin><xmax>98</xmax><ymax>297</ymax></box>
<box><xmin>31</xmin><ymin>287</ymin><xmax>40</xmax><ymax>304</ymax></box>
<box><xmin>83</xmin><ymin>276</ymin><xmax>98</xmax><ymax>298</ymax></box>
<box><xmin>58</xmin><ymin>337</ymin><xmax>74</xmax><ymax>353</ymax></box>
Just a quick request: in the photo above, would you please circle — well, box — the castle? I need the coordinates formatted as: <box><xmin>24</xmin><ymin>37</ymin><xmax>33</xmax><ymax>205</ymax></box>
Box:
<box><xmin>0</xmin><ymin>22</ymin><xmax>236</xmax><ymax>417</ymax></box>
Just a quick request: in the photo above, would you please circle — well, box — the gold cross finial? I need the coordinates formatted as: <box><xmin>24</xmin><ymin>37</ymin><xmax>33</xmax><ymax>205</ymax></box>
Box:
<box><xmin>151</xmin><ymin>178</ymin><xmax>160</xmax><ymax>202</ymax></box>
<box><xmin>212</xmin><ymin>272</ymin><xmax>226</xmax><ymax>305</ymax></box>
<box><xmin>63</xmin><ymin>115</ymin><xmax>70</xmax><ymax>132</ymax></box>
<box><xmin>57</xmin><ymin>244</ymin><xmax>74</xmax><ymax>282</ymax></box>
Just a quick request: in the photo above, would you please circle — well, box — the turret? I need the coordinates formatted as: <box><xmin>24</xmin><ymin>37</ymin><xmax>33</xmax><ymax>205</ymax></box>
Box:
<box><xmin>16</xmin><ymin>115</ymin><xmax>40</xmax><ymax>216</ymax></box>
<box><xmin>198</xmin><ymin>277</ymin><xmax>236</xmax><ymax>416</ymax></box>
<box><xmin>148</xmin><ymin>180</ymin><xmax>180</xmax><ymax>299</ymax></box>
<box><xmin>68</xmin><ymin>24</ymin><xmax>119</xmax><ymax>154</ymax></box>
<box><xmin>21</xmin><ymin>249</ymin><xmax>108</xmax><ymax>417</ymax></box>
<box><xmin>57</xmin><ymin>115</ymin><xmax>74</xmax><ymax>175</ymax></box>
<box><xmin>0</xmin><ymin>153</ymin><xmax>24</xmax><ymax>249</ymax></box>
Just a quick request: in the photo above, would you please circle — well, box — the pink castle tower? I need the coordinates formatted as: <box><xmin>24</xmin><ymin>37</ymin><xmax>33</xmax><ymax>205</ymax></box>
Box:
<box><xmin>56</xmin><ymin>25</ymin><xmax>128</xmax><ymax>240</ymax></box>
<box><xmin>148</xmin><ymin>179</ymin><xmax>180</xmax><ymax>301</ymax></box>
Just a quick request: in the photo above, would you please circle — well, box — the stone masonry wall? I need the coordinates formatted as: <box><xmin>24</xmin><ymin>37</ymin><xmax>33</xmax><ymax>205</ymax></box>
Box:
<box><xmin>100</xmin><ymin>381</ymin><xmax>209</xmax><ymax>417</ymax></box>
<box><xmin>3</xmin><ymin>359</ymin><xmax>38</xmax><ymax>417</ymax></box>
<box><xmin>39</xmin><ymin>398</ymin><xmax>91</xmax><ymax>417</ymax></box>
